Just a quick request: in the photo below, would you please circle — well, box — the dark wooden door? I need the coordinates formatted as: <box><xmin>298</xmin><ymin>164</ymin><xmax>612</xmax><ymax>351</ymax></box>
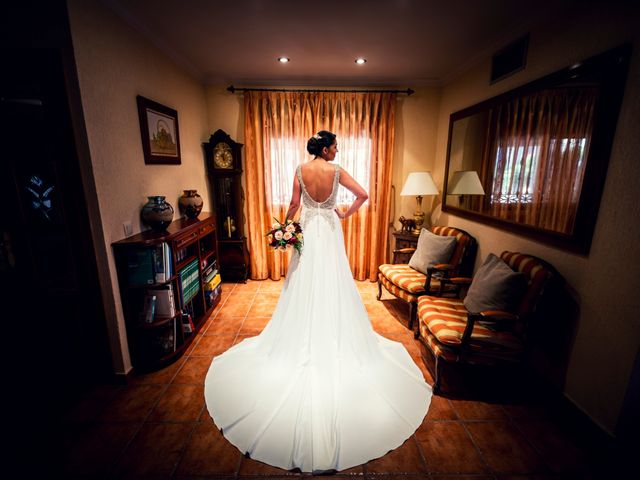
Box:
<box><xmin>1</xmin><ymin>48</ymin><xmax>112</xmax><ymax>473</ymax></box>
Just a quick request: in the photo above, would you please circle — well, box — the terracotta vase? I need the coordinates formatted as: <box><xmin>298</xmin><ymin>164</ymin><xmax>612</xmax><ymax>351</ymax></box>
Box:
<box><xmin>141</xmin><ymin>195</ymin><xmax>174</xmax><ymax>232</ymax></box>
<box><xmin>179</xmin><ymin>189</ymin><xmax>204</xmax><ymax>219</ymax></box>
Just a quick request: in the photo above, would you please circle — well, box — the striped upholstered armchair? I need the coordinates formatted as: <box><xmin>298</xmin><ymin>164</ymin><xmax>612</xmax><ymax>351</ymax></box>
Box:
<box><xmin>377</xmin><ymin>226</ymin><xmax>476</xmax><ymax>332</ymax></box>
<box><xmin>415</xmin><ymin>251</ymin><xmax>555</xmax><ymax>393</ymax></box>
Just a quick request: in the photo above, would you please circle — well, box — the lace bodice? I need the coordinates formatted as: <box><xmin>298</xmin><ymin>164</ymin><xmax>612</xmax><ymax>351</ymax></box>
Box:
<box><xmin>296</xmin><ymin>163</ymin><xmax>340</xmax><ymax>232</ymax></box>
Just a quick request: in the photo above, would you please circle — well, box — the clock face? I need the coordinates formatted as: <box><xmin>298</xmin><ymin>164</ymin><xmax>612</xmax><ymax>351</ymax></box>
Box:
<box><xmin>213</xmin><ymin>142</ymin><xmax>234</xmax><ymax>169</ymax></box>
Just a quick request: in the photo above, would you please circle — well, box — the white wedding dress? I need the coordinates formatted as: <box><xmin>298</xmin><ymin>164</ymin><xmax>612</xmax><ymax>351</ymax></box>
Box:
<box><xmin>204</xmin><ymin>163</ymin><xmax>432</xmax><ymax>473</ymax></box>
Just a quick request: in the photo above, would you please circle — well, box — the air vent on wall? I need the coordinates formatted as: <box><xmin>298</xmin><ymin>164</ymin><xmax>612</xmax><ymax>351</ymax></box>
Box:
<box><xmin>490</xmin><ymin>34</ymin><xmax>529</xmax><ymax>84</ymax></box>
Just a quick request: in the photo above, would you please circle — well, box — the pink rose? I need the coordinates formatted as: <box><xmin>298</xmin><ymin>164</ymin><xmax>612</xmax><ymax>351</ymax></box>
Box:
<box><xmin>274</xmin><ymin>230</ymin><xmax>283</xmax><ymax>240</ymax></box>
<box><xmin>283</xmin><ymin>232</ymin><xmax>292</xmax><ymax>240</ymax></box>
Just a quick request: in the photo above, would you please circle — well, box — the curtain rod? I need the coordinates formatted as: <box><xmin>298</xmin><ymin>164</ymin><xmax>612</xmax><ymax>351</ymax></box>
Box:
<box><xmin>227</xmin><ymin>85</ymin><xmax>414</xmax><ymax>95</ymax></box>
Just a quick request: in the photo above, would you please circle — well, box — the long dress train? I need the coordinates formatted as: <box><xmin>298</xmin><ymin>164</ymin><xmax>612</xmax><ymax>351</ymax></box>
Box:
<box><xmin>204</xmin><ymin>163</ymin><xmax>432</xmax><ymax>473</ymax></box>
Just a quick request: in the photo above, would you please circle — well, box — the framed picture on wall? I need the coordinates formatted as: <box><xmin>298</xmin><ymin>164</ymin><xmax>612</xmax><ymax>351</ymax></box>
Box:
<box><xmin>136</xmin><ymin>95</ymin><xmax>181</xmax><ymax>165</ymax></box>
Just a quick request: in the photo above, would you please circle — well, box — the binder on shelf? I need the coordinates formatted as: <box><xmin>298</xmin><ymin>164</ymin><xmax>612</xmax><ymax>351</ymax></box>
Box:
<box><xmin>181</xmin><ymin>312</ymin><xmax>195</xmax><ymax>334</ymax></box>
<box><xmin>141</xmin><ymin>294</ymin><xmax>157</xmax><ymax>323</ymax></box>
<box><xmin>125</xmin><ymin>247</ymin><xmax>155</xmax><ymax>286</ymax></box>
<box><xmin>147</xmin><ymin>284</ymin><xmax>176</xmax><ymax>318</ymax></box>
<box><xmin>179</xmin><ymin>259</ymin><xmax>200</xmax><ymax>305</ymax></box>
<box><xmin>153</xmin><ymin>242</ymin><xmax>173</xmax><ymax>283</ymax></box>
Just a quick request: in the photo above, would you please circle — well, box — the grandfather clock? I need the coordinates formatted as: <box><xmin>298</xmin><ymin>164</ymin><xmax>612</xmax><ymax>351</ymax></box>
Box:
<box><xmin>203</xmin><ymin>129</ymin><xmax>250</xmax><ymax>282</ymax></box>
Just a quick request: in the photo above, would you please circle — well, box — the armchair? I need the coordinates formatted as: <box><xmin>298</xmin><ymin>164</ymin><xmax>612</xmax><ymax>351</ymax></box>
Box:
<box><xmin>377</xmin><ymin>226</ymin><xmax>476</xmax><ymax>332</ymax></box>
<box><xmin>415</xmin><ymin>251</ymin><xmax>555</xmax><ymax>393</ymax></box>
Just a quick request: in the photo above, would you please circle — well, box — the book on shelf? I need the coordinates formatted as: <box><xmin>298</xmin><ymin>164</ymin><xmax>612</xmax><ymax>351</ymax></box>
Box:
<box><xmin>202</xmin><ymin>263</ymin><xmax>218</xmax><ymax>283</ymax></box>
<box><xmin>141</xmin><ymin>294</ymin><xmax>157</xmax><ymax>323</ymax></box>
<box><xmin>204</xmin><ymin>273</ymin><xmax>222</xmax><ymax>291</ymax></box>
<box><xmin>179</xmin><ymin>259</ymin><xmax>200</xmax><ymax>305</ymax></box>
<box><xmin>152</xmin><ymin>242</ymin><xmax>172</xmax><ymax>283</ymax></box>
<box><xmin>181</xmin><ymin>312</ymin><xmax>195</xmax><ymax>334</ymax></box>
<box><xmin>146</xmin><ymin>284</ymin><xmax>176</xmax><ymax>318</ymax></box>
<box><xmin>125</xmin><ymin>247</ymin><xmax>155</xmax><ymax>286</ymax></box>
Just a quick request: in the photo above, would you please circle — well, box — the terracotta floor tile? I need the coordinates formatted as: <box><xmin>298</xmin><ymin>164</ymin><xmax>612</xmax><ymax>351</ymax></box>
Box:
<box><xmin>220</xmin><ymin>282</ymin><xmax>236</xmax><ymax>293</ymax></box>
<box><xmin>114</xmin><ymin>422</ymin><xmax>193</xmax><ymax>477</ymax></box>
<box><xmin>172</xmin><ymin>356</ymin><xmax>213</xmax><ymax>385</ymax></box>
<box><xmin>64</xmin><ymin>422</ymin><xmax>140</xmax><ymax>476</ymax></box>
<box><xmin>515</xmin><ymin>419</ymin><xmax>590</xmax><ymax>474</ymax></box>
<box><xmin>259</xmin><ymin>280</ymin><xmax>284</xmax><ymax>291</ymax></box>
<box><xmin>98</xmin><ymin>384</ymin><xmax>165</xmax><ymax>422</ymax></box>
<box><xmin>415</xmin><ymin>421</ymin><xmax>488</xmax><ymax>473</ymax></box>
<box><xmin>421</xmin><ymin>395</ymin><xmax>457</xmax><ymax>421</ymax></box>
<box><xmin>204</xmin><ymin>316</ymin><xmax>245</xmax><ymax>335</ymax></box>
<box><xmin>216</xmin><ymin>301</ymin><xmax>253</xmax><ymax>318</ymax></box>
<box><xmin>148</xmin><ymin>385</ymin><xmax>205</xmax><ymax>422</ymax></box>
<box><xmin>239</xmin><ymin>316</ymin><xmax>271</xmax><ymax>334</ymax></box>
<box><xmin>233</xmin><ymin>333</ymin><xmax>259</xmax><ymax>345</ymax></box>
<box><xmin>128</xmin><ymin>357</ymin><xmax>186</xmax><ymax>385</ymax></box>
<box><xmin>248</xmin><ymin>302</ymin><xmax>277</xmax><ymax>317</ymax></box>
<box><xmin>365</xmin><ymin>436</ymin><xmax>426</xmax><ymax>473</ymax></box>
<box><xmin>183</xmin><ymin>334</ymin><xmax>200</xmax><ymax>356</ymax></box>
<box><xmin>239</xmin><ymin>455</ymin><xmax>298</xmax><ymax>475</ymax></box>
<box><xmin>466</xmin><ymin>421</ymin><xmax>548</xmax><ymax>474</ymax></box>
<box><xmin>225</xmin><ymin>291</ymin><xmax>258</xmax><ymax>303</ymax></box>
<box><xmin>175</xmin><ymin>419</ymin><xmax>242</xmax><ymax>476</ymax></box>
<box><xmin>191</xmin><ymin>335</ymin><xmax>236</xmax><ymax>356</ymax></box>
<box><xmin>254</xmin><ymin>291</ymin><xmax>282</xmax><ymax>302</ymax></box>
<box><xmin>63</xmin><ymin>384</ymin><xmax>123</xmax><ymax>422</ymax></box>
<box><xmin>233</xmin><ymin>280</ymin><xmax>261</xmax><ymax>293</ymax></box>
<box><xmin>450</xmin><ymin>399</ymin><xmax>510</xmax><ymax>420</ymax></box>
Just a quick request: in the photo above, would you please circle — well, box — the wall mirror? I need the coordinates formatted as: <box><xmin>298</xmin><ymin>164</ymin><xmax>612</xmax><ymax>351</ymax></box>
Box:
<box><xmin>442</xmin><ymin>44</ymin><xmax>631</xmax><ymax>254</ymax></box>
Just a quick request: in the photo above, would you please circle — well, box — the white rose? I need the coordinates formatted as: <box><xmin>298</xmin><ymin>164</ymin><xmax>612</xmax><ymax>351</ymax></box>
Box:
<box><xmin>285</xmin><ymin>224</ymin><xmax>295</xmax><ymax>233</ymax></box>
<box><xmin>272</xmin><ymin>222</ymin><xmax>280</xmax><ymax>229</ymax></box>
<box><xmin>274</xmin><ymin>230</ymin><xmax>283</xmax><ymax>240</ymax></box>
<box><xmin>283</xmin><ymin>232</ymin><xmax>292</xmax><ymax>240</ymax></box>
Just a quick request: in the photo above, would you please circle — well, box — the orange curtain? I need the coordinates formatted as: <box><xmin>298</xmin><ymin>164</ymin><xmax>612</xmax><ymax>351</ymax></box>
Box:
<box><xmin>487</xmin><ymin>88</ymin><xmax>597</xmax><ymax>233</ymax></box>
<box><xmin>244</xmin><ymin>91</ymin><xmax>396</xmax><ymax>281</ymax></box>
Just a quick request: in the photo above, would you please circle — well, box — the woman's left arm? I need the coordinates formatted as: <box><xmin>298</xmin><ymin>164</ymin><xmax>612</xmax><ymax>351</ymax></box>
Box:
<box><xmin>285</xmin><ymin>173</ymin><xmax>301</xmax><ymax>221</ymax></box>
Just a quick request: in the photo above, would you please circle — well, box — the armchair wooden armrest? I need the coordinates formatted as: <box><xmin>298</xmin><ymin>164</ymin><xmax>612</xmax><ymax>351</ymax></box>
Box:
<box><xmin>392</xmin><ymin>247</ymin><xmax>416</xmax><ymax>264</ymax></box>
<box><xmin>479</xmin><ymin>310</ymin><xmax>519</xmax><ymax>321</ymax></box>
<box><xmin>448</xmin><ymin>277</ymin><xmax>472</xmax><ymax>285</ymax></box>
<box><xmin>430</xmin><ymin>263</ymin><xmax>455</xmax><ymax>272</ymax></box>
<box><xmin>460</xmin><ymin>311</ymin><xmax>519</xmax><ymax>347</ymax></box>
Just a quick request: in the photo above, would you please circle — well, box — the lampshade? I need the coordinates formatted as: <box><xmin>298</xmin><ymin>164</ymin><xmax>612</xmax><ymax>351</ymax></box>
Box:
<box><xmin>400</xmin><ymin>172</ymin><xmax>439</xmax><ymax>196</ymax></box>
<box><xmin>448</xmin><ymin>170</ymin><xmax>485</xmax><ymax>195</ymax></box>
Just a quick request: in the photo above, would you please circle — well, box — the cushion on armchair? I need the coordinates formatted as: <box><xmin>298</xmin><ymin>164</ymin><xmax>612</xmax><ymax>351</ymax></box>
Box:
<box><xmin>408</xmin><ymin>228</ymin><xmax>457</xmax><ymax>275</ymax></box>
<box><xmin>463</xmin><ymin>253</ymin><xmax>527</xmax><ymax>314</ymax></box>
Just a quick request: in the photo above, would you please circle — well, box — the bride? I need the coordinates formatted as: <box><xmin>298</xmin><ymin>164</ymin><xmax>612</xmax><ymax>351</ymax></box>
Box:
<box><xmin>204</xmin><ymin>130</ymin><xmax>432</xmax><ymax>474</ymax></box>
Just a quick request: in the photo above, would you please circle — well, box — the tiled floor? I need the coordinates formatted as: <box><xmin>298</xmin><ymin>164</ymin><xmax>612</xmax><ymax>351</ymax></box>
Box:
<box><xmin>59</xmin><ymin>279</ymin><xmax>608</xmax><ymax>479</ymax></box>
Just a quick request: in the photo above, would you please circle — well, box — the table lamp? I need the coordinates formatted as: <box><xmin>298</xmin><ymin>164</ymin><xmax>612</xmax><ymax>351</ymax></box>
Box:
<box><xmin>400</xmin><ymin>172</ymin><xmax>439</xmax><ymax>233</ymax></box>
<box><xmin>448</xmin><ymin>170</ymin><xmax>485</xmax><ymax>208</ymax></box>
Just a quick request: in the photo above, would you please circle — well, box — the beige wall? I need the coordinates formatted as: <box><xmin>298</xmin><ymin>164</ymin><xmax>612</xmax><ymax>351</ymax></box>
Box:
<box><xmin>434</xmin><ymin>3</ymin><xmax>640</xmax><ymax>434</ymax></box>
<box><xmin>67</xmin><ymin>0</ymin><xmax>210</xmax><ymax>373</ymax></box>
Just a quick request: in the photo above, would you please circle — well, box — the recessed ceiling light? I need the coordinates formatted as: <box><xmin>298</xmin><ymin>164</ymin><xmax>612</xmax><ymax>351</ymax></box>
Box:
<box><xmin>277</xmin><ymin>57</ymin><xmax>290</xmax><ymax>63</ymax></box>
<box><xmin>355</xmin><ymin>58</ymin><xmax>367</xmax><ymax>65</ymax></box>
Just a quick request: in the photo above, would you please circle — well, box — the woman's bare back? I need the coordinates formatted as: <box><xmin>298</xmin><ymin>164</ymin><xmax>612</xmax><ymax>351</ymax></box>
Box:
<box><xmin>300</xmin><ymin>161</ymin><xmax>337</xmax><ymax>203</ymax></box>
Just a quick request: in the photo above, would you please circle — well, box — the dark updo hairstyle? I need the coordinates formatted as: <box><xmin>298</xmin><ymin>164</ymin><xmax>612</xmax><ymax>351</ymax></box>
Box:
<box><xmin>306</xmin><ymin>130</ymin><xmax>337</xmax><ymax>158</ymax></box>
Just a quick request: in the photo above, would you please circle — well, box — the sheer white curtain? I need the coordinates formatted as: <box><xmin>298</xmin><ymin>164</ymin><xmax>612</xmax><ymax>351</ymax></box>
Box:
<box><xmin>270</xmin><ymin>134</ymin><xmax>371</xmax><ymax>206</ymax></box>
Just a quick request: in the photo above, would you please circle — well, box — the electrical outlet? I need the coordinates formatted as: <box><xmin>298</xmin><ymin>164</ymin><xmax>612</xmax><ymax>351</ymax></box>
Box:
<box><xmin>123</xmin><ymin>221</ymin><xmax>133</xmax><ymax>237</ymax></box>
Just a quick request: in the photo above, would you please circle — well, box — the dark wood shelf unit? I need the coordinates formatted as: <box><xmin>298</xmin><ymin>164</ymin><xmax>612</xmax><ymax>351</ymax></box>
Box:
<box><xmin>112</xmin><ymin>212</ymin><xmax>222</xmax><ymax>372</ymax></box>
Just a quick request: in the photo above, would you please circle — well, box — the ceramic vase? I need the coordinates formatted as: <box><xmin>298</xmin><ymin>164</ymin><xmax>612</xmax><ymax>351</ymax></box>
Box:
<box><xmin>141</xmin><ymin>195</ymin><xmax>174</xmax><ymax>232</ymax></box>
<box><xmin>178</xmin><ymin>189</ymin><xmax>204</xmax><ymax>219</ymax></box>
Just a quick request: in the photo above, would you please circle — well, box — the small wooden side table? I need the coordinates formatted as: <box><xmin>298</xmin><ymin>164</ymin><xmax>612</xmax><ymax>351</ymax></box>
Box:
<box><xmin>392</xmin><ymin>229</ymin><xmax>420</xmax><ymax>263</ymax></box>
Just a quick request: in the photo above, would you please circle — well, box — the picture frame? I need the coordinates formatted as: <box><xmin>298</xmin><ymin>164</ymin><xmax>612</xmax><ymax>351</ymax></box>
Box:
<box><xmin>136</xmin><ymin>95</ymin><xmax>181</xmax><ymax>165</ymax></box>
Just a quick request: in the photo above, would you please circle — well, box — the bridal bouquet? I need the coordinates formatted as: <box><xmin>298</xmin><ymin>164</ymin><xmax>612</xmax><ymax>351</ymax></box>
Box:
<box><xmin>266</xmin><ymin>218</ymin><xmax>304</xmax><ymax>253</ymax></box>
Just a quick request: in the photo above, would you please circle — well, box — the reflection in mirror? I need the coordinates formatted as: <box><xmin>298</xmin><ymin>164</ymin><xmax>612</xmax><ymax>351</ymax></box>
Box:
<box><xmin>443</xmin><ymin>44</ymin><xmax>631</xmax><ymax>253</ymax></box>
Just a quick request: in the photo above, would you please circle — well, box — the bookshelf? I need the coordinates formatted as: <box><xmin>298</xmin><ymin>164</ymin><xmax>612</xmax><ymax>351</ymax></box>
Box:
<box><xmin>112</xmin><ymin>212</ymin><xmax>222</xmax><ymax>371</ymax></box>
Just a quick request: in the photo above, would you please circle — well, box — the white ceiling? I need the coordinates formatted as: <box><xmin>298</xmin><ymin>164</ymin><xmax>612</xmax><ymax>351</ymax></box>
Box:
<box><xmin>103</xmin><ymin>0</ymin><xmax>577</xmax><ymax>87</ymax></box>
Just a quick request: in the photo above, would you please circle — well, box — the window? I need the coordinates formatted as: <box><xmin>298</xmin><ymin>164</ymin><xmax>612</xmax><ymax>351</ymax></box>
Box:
<box><xmin>269</xmin><ymin>134</ymin><xmax>372</xmax><ymax>206</ymax></box>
